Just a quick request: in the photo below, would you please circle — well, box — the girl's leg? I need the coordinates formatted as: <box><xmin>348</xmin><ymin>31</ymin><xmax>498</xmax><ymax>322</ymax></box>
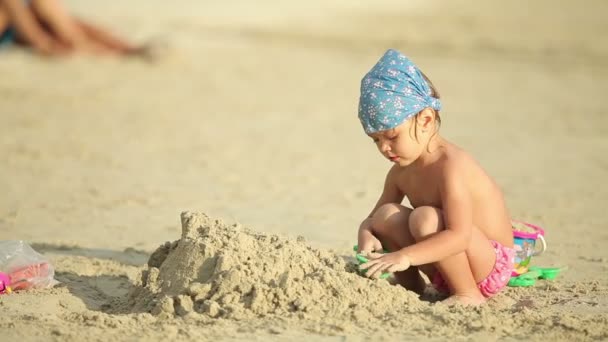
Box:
<box><xmin>408</xmin><ymin>206</ymin><xmax>497</xmax><ymax>304</ymax></box>
<box><xmin>369</xmin><ymin>203</ymin><xmax>427</xmax><ymax>294</ymax></box>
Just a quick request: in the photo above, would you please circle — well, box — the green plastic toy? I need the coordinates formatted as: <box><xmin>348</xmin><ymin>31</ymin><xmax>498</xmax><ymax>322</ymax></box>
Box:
<box><xmin>508</xmin><ymin>266</ymin><xmax>562</xmax><ymax>287</ymax></box>
<box><xmin>352</xmin><ymin>245</ymin><xmax>391</xmax><ymax>279</ymax></box>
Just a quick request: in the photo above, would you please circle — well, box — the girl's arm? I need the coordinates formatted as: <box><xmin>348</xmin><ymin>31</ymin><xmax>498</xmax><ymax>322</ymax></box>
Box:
<box><xmin>399</xmin><ymin>163</ymin><xmax>473</xmax><ymax>266</ymax></box>
<box><xmin>365</xmin><ymin>165</ymin><xmax>405</xmax><ymax>220</ymax></box>
<box><xmin>357</xmin><ymin>166</ymin><xmax>405</xmax><ymax>252</ymax></box>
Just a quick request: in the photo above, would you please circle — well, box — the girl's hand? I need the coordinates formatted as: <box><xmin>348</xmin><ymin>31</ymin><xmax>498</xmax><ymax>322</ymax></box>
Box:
<box><xmin>359</xmin><ymin>250</ymin><xmax>411</xmax><ymax>279</ymax></box>
<box><xmin>357</xmin><ymin>223</ymin><xmax>383</xmax><ymax>253</ymax></box>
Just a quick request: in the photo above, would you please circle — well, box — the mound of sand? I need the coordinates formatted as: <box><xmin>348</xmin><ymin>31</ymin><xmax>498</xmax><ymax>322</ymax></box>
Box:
<box><xmin>129</xmin><ymin>211</ymin><xmax>422</xmax><ymax>321</ymax></box>
<box><xmin>125</xmin><ymin>212</ymin><xmax>607</xmax><ymax>339</ymax></box>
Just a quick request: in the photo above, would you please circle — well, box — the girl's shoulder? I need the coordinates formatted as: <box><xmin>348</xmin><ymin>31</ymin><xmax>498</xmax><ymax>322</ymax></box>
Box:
<box><xmin>437</xmin><ymin>144</ymin><xmax>484</xmax><ymax>176</ymax></box>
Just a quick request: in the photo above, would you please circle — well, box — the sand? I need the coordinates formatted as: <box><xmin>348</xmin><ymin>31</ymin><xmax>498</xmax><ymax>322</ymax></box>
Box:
<box><xmin>1</xmin><ymin>0</ymin><xmax>607</xmax><ymax>340</ymax></box>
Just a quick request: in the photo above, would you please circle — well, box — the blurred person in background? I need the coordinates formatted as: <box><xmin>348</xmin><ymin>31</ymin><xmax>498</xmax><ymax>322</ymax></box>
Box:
<box><xmin>0</xmin><ymin>0</ymin><xmax>146</xmax><ymax>56</ymax></box>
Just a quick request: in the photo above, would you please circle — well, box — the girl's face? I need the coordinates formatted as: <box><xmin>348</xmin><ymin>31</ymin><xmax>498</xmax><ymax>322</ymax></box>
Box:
<box><xmin>368</xmin><ymin>109</ymin><xmax>437</xmax><ymax>167</ymax></box>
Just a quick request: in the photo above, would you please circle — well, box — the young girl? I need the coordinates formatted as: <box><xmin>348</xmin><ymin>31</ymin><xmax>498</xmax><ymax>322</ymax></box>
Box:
<box><xmin>0</xmin><ymin>0</ymin><xmax>145</xmax><ymax>56</ymax></box>
<box><xmin>356</xmin><ymin>49</ymin><xmax>515</xmax><ymax>305</ymax></box>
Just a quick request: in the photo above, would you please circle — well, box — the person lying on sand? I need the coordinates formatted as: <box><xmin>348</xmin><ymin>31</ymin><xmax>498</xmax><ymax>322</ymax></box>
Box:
<box><xmin>356</xmin><ymin>49</ymin><xmax>515</xmax><ymax>306</ymax></box>
<box><xmin>0</xmin><ymin>0</ymin><xmax>146</xmax><ymax>56</ymax></box>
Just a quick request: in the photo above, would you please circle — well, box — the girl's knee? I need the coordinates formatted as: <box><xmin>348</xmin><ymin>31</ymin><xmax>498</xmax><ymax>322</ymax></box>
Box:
<box><xmin>371</xmin><ymin>203</ymin><xmax>407</xmax><ymax>234</ymax></box>
<box><xmin>409</xmin><ymin>206</ymin><xmax>443</xmax><ymax>240</ymax></box>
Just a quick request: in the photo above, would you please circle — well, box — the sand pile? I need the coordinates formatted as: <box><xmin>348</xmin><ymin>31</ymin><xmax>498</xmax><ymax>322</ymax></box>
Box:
<box><xmin>125</xmin><ymin>212</ymin><xmax>608</xmax><ymax>339</ymax></box>
<box><xmin>129</xmin><ymin>211</ymin><xmax>422</xmax><ymax>320</ymax></box>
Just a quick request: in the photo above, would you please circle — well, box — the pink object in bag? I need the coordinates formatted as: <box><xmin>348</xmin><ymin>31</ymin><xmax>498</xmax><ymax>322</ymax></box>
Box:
<box><xmin>0</xmin><ymin>241</ymin><xmax>58</xmax><ymax>294</ymax></box>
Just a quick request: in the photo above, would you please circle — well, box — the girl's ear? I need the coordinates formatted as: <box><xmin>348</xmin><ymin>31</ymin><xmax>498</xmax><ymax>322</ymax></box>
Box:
<box><xmin>416</xmin><ymin>108</ymin><xmax>436</xmax><ymax>131</ymax></box>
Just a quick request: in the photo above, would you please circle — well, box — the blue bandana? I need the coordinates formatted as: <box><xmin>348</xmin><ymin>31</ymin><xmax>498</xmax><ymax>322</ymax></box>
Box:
<box><xmin>358</xmin><ymin>49</ymin><xmax>442</xmax><ymax>134</ymax></box>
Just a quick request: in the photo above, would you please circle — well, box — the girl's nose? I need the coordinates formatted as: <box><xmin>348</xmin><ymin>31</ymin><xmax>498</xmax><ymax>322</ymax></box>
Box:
<box><xmin>380</xmin><ymin>142</ymin><xmax>391</xmax><ymax>153</ymax></box>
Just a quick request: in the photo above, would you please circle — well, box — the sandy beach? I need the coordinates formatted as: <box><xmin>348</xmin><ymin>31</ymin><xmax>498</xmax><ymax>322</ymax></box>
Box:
<box><xmin>1</xmin><ymin>0</ymin><xmax>607</xmax><ymax>340</ymax></box>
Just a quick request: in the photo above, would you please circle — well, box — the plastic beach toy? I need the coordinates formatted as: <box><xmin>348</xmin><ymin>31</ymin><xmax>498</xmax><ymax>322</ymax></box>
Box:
<box><xmin>0</xmin><ymin>272</ymin><xmax>11</xmax><ymax>294</ymax></box>
<box><xmin>512</xmin><ymin>221</ymin><xmax>547</xmax><ymax>276</ymax></box>
<box><xmin>0</xmin><ymin>240</ymin><xmax>57</xmax><ymax>294</ymax></box>
<box><xmin>508</xmin><ymin>266</ymin><xmax>562</xmax><ymax>287</ymax></box>
<box><xmin>353</xmin><ymin>245</ymin><xmax>391</xmax><ymax>279</ymax></box>
<box><xmin>529</xmin><ymin>266</ymin><xmax>561</xmax><ymax>280</ymax></box>
<box><xmin>8</xmin><ymin>262</ymin><xmax>53</xmax><ymax>292</ymax></box>
<box><xmin>0</xmin><ymin>263</ymin><xmax>53</xmax><ymax>294</ymax></box>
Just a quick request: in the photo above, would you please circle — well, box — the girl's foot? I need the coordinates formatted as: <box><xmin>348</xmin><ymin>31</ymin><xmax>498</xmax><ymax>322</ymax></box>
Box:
<box><xmin>442</xmin><ymin>293</ymin><xmax>486</xmax><ymax>306</ymax></box>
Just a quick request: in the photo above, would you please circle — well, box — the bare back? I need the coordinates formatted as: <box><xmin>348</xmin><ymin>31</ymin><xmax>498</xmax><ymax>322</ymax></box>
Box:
<box><xmin>392</xmin><ymin>141</ymin><xmax>513</xmax><ymax>247</ymax></box>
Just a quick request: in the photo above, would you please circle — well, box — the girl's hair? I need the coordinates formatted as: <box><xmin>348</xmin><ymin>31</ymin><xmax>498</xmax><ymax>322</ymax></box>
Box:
<box><xmin>411</xmin><ymin>71</ymin><xmax>441</xmax><ymax>143</ymax></box>
<box><xmin>420</xmin><ymin>71</ymin><xmax>441</xmax><ymax>127</ymax></box>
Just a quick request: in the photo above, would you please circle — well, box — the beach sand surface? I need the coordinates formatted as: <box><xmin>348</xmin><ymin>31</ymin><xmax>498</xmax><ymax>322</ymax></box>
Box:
<box><xmin>1</xmin><ymin>0</ymin><xmax>607</xmax><ymax>340</ymax></box>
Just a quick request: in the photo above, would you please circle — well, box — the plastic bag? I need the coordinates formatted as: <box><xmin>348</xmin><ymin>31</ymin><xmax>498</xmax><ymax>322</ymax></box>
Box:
<box><xmin>0</xmin><ymin>240</ymin><xmax>58</xmax><ymax>294</ymax></box>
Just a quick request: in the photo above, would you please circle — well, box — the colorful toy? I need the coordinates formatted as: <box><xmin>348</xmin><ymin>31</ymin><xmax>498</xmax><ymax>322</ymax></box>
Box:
<box><xmin>0</xmin><ymin>240</ymin><xmax>57</xmax><ymax>295</ymax></box>
<box><xmin>512</xmin><ymin>221</ymin><xmax>547</xmax><ymax>276</ymax></box>
<box><xmin>0</xmin><ymin>262</ymin><xmax>52</xmax><ymax>295</ymax></box>
<box><xmin>0</xmin><ymin>272</ymin><xmax>11</xmax><ymax>294</ymax></box>
<box><xmin>508</xmin><ymin>266</ymin><xmax>562</xmax><ymax>287</ymax></box>
<box><xmin>352</xmin><ymin>245</ymin><xmax>391</xmax><ymax>279</ymax></box>
<box><xmin>9</xmin><ymin>262</ymin><xmax>52</xmax><ymax>292</ymax></box>
<box><xmin>508</xmin><ymin>221</ymin><xmax>562</xmax><ymax>287</ymax></box>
